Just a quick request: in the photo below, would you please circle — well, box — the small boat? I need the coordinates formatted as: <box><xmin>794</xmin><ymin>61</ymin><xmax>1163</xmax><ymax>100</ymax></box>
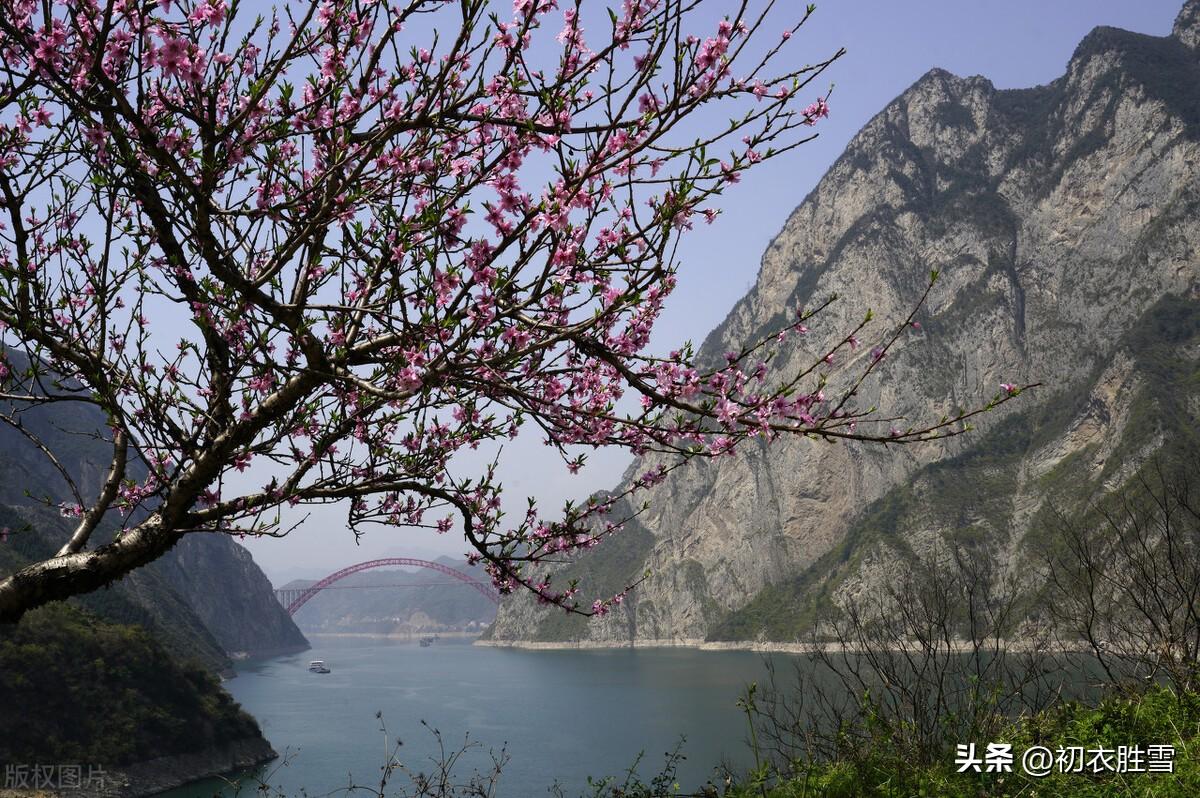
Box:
<box><xmin>419</xmin><ymin>636</ymin><xmax>434</xmax><ymax>647</ymax></box>
<box><xmin>308</xmin><ymin>660</ymin><xmax>331</xmax><ymax>673</ymax></box>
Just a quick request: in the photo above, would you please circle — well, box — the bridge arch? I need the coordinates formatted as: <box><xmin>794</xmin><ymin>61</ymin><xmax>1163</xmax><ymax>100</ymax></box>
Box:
<box><xmin>279</xmin><ymin>558</ymin><xmax>500</xmax><ymax>615</ymax></box>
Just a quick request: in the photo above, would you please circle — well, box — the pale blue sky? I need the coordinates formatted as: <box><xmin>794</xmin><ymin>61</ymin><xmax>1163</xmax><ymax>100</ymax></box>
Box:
<box><xmin>245</xmin><ymin>0</ymin><xmax>1186</xmax><ymax>585</ymax></box>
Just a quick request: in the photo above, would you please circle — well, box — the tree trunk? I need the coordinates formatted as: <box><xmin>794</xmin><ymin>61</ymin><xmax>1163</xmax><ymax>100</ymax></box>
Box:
<box><xmin>0</xmin><ymin>516</ymin><xmax>182</xmax><ymax>623</ymax></box>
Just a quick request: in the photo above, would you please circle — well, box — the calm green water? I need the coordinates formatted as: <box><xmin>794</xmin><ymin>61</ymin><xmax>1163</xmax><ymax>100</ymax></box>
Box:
<box><xmin>168</xmin><ymin>637</ymin><xmax>783</xmax><ymax>797</ymax></box>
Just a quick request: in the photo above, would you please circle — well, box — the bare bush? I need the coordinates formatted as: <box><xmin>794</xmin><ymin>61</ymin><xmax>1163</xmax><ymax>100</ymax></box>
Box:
<box><xmin>747</xmin><ymin>540</ymin><xmax>1059</xmax><ymax>779</ymax></box>
<box><xmin>1044</xmin><ymin>456</ymin><xmax>1200</xmax><ymax>693</ymax></box>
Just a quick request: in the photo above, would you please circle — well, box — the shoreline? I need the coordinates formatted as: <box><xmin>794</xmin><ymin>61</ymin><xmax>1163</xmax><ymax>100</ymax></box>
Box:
<box><xmin>0</xmin><ymin>737</ymin><xmax>281</xmax><ymax>798</ymax></box>
<box><xmin>307</xmin><ymin>630</ymin><xmax>483</xmax><ymax>640</ymax></box>
<box><xmin>476</xmin><ymin>638</ymin><xmax>1064</xmax><ymax>654</ymax></box>
<box><xmin>475</xmin><ymin>638</ymin><xmax>802</xmax><ymax>652</ymax></box>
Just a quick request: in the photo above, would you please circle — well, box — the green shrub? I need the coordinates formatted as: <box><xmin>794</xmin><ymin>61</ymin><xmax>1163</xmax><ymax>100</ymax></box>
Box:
<box><xmin>722</xmin><ymin>686</ymin><xmax>1200</xmax><ymax>798</ymax></box>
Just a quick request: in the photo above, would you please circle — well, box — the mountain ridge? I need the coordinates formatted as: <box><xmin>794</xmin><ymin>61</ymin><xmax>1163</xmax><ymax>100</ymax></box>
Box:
<box><xmin>486</xmin><ymin>0</ymin><xmax>1200</xmax><ymax>646</ymax></box>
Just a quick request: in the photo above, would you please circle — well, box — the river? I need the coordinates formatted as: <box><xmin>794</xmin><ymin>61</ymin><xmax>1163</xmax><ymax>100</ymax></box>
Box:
<box><xmin>169</xmin><ymin>636</ymin><xmax>784</xmax><ymax>797</ymax></box>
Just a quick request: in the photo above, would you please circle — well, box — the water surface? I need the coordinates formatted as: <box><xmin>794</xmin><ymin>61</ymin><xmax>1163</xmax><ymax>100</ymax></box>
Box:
<box><xmin>171</xmin><ymin>637</ymin><xmax>779</xmax><ymax>797</ymax></box>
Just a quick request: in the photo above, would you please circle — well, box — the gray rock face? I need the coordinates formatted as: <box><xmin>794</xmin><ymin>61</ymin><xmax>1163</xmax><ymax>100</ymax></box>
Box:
<box><xmin>1175</xmin><ymin>0</ymin><xmax>1200</xmax><ymax>48</ymax></box>
<box><xmin>149</xmin><ymin>535</ymin><xmax>309</xmax><ymax>659</ymax></box>
<box><xmin>488</xmin><ymin>3</ymin><xmax>1200</xmax><ymax>645</ymax></box>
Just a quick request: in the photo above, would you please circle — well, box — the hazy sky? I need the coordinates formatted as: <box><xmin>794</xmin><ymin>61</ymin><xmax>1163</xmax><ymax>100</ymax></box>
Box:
<box><xmin>243</xmin><ymin>0</ymin><xmax>1185</xmax><ymax>585</ymax></box>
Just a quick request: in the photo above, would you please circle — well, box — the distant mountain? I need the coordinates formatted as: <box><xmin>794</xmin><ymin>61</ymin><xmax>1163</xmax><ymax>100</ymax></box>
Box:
<box><xmin>487</xmin><ymin>1</ymin><xmax>1200</xmax><ymax>645</ymax></box>
<box><xmin>151</xmin><ymin>535</ymin><xmax>309</xmax><ymax>658</ymax></box>
<box><xmin>284</xmin><ymin>558</ymin><xmax>496</xmax><ymax>634</ymax></box>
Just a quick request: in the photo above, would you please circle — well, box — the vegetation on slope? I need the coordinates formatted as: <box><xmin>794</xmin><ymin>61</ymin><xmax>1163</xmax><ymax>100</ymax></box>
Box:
<box><xmin>710</xmin><ymin>687</ymin><xmax>1200</xmax><ymax>798</ymax></box>
<box><xmin>0</xmin><ymin>602</ymin><xmax>263</xmax><ymax>767</ymax></box>
<box><xmin>0</xmin><ymin>503</ymin><xmax>231</xmax><ymax>673</ymax></box>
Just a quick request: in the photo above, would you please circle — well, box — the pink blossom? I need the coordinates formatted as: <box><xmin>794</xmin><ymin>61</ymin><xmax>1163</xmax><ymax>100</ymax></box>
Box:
<box><xmin>803</xmin><ymin>98</ymin><xmax>830</xmax><ymax>125</ymax></box>
<box><xmin>83</xmin><ymin>126</ymin><xmax>109</xmax><ymax>158</ymax></box>
<box><xmin>189</xmin><ymin>0</ymin><xmax>227</xmax><ymax>25</ymax></box>
<box><xmin>0</xmin><ymin>0</ymin><xmax>1008</xmax><ymax>624</ymax></box>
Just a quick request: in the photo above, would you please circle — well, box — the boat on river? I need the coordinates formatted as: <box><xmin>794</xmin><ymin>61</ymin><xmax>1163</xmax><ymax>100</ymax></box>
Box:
<box><xmin>308</xmin><ymin>660</ymin><xmax>331</xmax><ymax>673</ymax></box>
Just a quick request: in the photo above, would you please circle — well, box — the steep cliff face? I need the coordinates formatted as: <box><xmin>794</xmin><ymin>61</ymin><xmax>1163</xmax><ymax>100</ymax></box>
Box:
<box><xmin>0</xmin><ymin>355</ymin><xmax>307</xmax><ymax>661</ymax></box>
<box><xmin>149</xmin><ymin>535</ymin><xmax>309</xmax><ymax>658</ymax></box>
<box><xmin>710</xmin><ymin>293</ymin><xmax>1200</xmax><ymax>640</ymax></box>
<box><xmin>487</xmin><ymin>1</ymin><xmax>1200</xmax><ymax>645</ymax></box>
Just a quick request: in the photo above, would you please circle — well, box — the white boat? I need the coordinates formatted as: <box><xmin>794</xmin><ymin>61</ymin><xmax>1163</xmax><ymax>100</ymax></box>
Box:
<box><xmin>308</xmin><ymin>660</ymin><xmax>331</xmax><ymax>673</ymax></box>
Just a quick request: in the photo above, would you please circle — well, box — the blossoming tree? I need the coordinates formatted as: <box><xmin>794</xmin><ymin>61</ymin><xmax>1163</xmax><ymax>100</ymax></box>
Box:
<box><xmin>0</xmin><ymin>0</ymin><xmax>1020</xmax><ymax>623</ymax></box>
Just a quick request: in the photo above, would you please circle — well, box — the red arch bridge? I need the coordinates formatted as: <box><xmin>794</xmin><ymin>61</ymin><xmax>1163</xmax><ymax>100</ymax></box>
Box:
<box><xmin>273</xmin><ymin>558</ymin><xmax>501</xmax><ymax>616</ymax></box>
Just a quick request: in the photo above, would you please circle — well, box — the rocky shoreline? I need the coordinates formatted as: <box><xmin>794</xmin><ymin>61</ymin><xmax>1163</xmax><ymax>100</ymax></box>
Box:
<box><xmin>476</xmin><ymin>637</ymin><xmax>803</xmax><ymax>652</ymax></box>
<box><xmin>476</xmin><ymin>638</ymin><xmax>1063</xmax><ymax>654</ymax></box>
<box><xmin>309</xmin><ymin>630</ymin><xmax>481</xmax><ymax>640</ymax></box>
<box><xmin>227</xmin><ymin>641</ymin><xmax>312</xmax><ymax>664</ymax></box>
<box><xmin>6</xmin><ymin>737</ymin><xmax>281</xmax><ymax>798</ymax></box>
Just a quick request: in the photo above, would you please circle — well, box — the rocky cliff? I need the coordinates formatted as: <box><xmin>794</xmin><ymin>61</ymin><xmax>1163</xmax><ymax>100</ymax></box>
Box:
<box><xmin>0</xmin><ymin>352</ymin><xmax>308</xmax><ymax>662</ymax></box>
<box><xmin>149</xmin><ymin>534</ymin><xmax>309</xmax><ymax>659</ymax></box>
<box><xmin>486</xmin><ymin>1</ymin><xmax>1200</xmax><ymax>645</ymax></box>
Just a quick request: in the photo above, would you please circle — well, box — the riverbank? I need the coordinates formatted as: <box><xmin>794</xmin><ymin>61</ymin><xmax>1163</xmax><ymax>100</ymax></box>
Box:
<box><xmin>477</xmin><ymin>637</ymin><xmax>839</xmax><ymax>653</ymax></box>
<box><xmin>0</xmin><ymin>738</ymin><xmax>276</xmax><ymax>798</ymax></box>
<box><xmin>228</xmin><ymin>642</ymin><xmax>312</xmax><ymax>662</ymax></box>
<box><xmin>476</xmin><ymin>638</ymin><xmax>1063</xmax><ymax>654</ymax></box>
<box><xmin>477</xmin><ymin>637</ymin><xmax>707</xmax><ymax>650</ymax></box>
<box><xmin>308</xmin><ymin>630</ymin><xmax>482</xmax><ymax>640</ymax></box>
<box><xmin>106</xmin><ymin>738</ymin><xmax>276</xmax><ymax>798</ymax></box>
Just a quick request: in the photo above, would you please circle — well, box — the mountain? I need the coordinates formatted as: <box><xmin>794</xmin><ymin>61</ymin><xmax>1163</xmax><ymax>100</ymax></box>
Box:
<box><xmin>283</xmin><ymin>558</ymin><xmax>497</xmax><ymax>634</ymax></box>
<box><xmin>0</xmin><ymin>504</ymin><xmax>234</xmax><ymax>673</ymax></box>
<box><xmin>486</xmin><ymin>1</ymin><xmax>1200</xmax><ymax>645</ymax></box>
<box><xmin>0</xmin><ymin>349</ymin><xmax>308</xmax><ymax>664</ymax></box>
<box><xmin>0</xmin><ymin>602</ymin><xmax>275</xmax><ymax>792</ymax></box>
<box><xmin>150</xmin><ymin>534</ymin><xmax>309</xmax><ymax>658</ymax></box>
<box><xmin>0</xmin><ymin>356</ymin><xmax>306</xmax><ymax>790</ymax></box>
